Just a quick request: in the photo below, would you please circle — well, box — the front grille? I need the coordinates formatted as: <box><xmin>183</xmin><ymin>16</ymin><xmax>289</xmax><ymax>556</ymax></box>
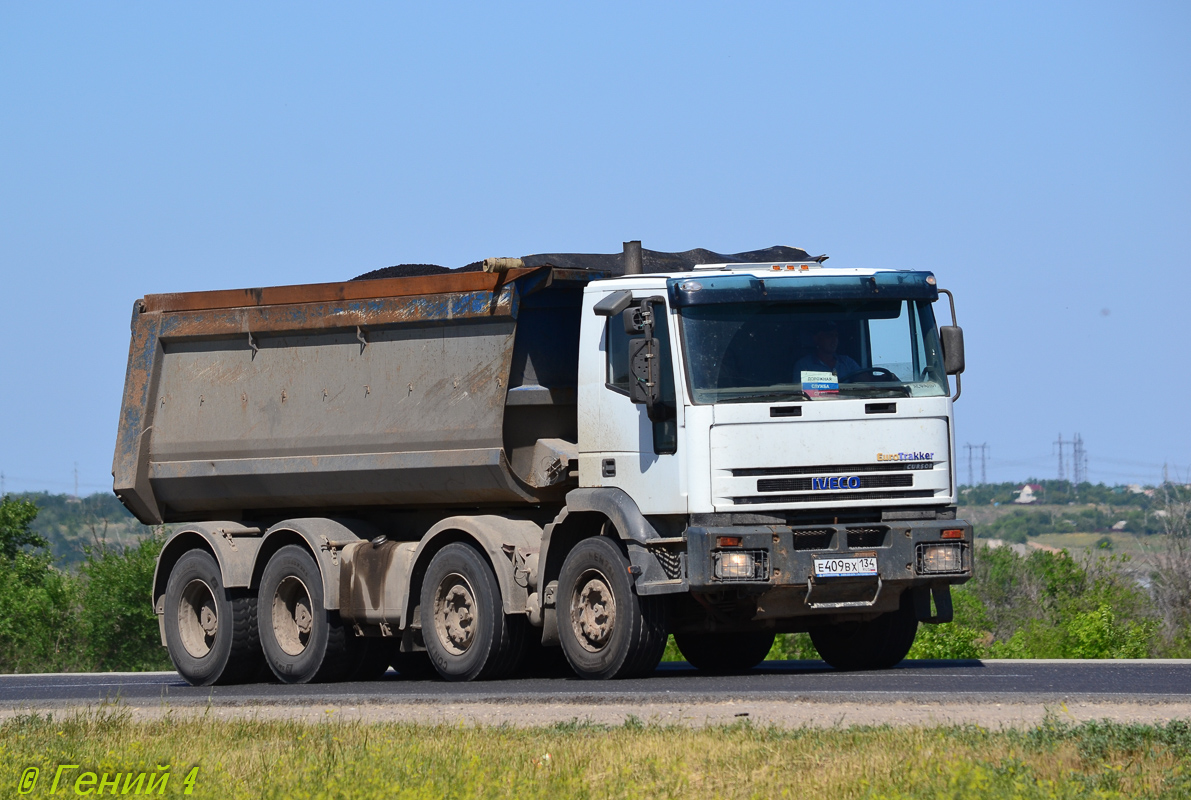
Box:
<box><xmin>732</xmin><ymin>489</ymin><xmax>936</xmax><ymax>505</ymax></box>
<box><xmin>757</xmin><ymin>474</ymin><xmax>913</xmax><ymax>493</ymax></box>
<box><xmin>733</xmin><ymin>461</ymin><xmax>935</xmax><ymax>477</ymax></box>
<box><xmin>791</xmin><ymin>528</ymin><xmax>834</xmax><ymax>551</ymax></box>
<box><xmin>847</xmin><ymin>526</ymin><xmax>889</xmax><ymax>548</ymax></box>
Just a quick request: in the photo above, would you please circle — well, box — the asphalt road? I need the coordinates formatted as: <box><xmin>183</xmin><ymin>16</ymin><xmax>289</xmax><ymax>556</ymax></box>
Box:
<box><xmin>3</xmin><ymin>660</ymin><xmax>1190</xmax><ymax>708</ymax></box>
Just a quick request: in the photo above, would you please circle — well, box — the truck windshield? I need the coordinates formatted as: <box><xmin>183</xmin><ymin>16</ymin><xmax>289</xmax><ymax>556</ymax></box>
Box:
<box><xmin>677</xmin><ymin>299</ymin><xmax>949</xmax><ymax>404</ymax></box>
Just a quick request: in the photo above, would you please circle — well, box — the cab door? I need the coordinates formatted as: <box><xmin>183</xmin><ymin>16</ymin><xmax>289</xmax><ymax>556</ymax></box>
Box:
<box><xmin>577</xmin><ymin>290</ymin><xmax>684</xmax><ymax>513</ymax></box>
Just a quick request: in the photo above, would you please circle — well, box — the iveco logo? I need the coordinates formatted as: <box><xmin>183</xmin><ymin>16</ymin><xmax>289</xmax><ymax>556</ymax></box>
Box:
<box><xmin>812</xmin><ymin>476</ymin><xmax>861</xmax><ymax>490</ymax></box>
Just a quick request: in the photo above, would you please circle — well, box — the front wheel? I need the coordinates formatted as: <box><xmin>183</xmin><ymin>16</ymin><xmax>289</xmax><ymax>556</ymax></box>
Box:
<box><xmin>810</xmin><ymin>594</ymin><xmax>918</xmax><ymax>671</ymax></box>
<box><xmin>557</xmin><ymin>536</ymin><xmax>668</xmax><ymax>680</ymax></box>
<box><xmin>674</xmin><ymin>631</ymin><xmax>775</xmax><ymax>674</ymax></box>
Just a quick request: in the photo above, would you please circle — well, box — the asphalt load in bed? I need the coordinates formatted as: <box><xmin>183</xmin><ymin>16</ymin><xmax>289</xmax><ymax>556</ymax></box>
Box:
<box><xmin>351</xmin><ymin>246</ymin><xmax>817</xmax><ymax>281</ymax></box>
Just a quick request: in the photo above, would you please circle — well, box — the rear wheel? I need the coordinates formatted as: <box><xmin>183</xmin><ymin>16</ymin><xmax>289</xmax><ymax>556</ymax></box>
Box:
<box><xmin>163</xmin><ymin>549</ymin><xmax>263</xmax><ymax>686</ymax></box>
<box><xmin>674</xmin><ymin>631</ymin><xmax>775</xmax><ymax>674</ymax></box>
<box><xmin>810</xmin><ymin>594</ymin><xmax>919</xmax><ymax>671</ymax></box>
<box><xmin>258</xmin><ymin>545</ymin><xmax>351</xmax><ymax>683</ymax></box>
<box><xmin>420</xmin><ymin>542</ymin><xmax>526</xmax><ymax>681</ymax></box>
<box><xmin>557</xmin><ymin>536</ymin><xmax>667</xmax><ymax>680</ymax></box>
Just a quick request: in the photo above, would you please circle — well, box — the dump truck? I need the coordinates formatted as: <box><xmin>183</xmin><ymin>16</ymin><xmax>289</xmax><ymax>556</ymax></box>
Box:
<box><xmin>113</xmin><ymin>242</ymin><xmax>972</xmax><ymax>685</ymax></box>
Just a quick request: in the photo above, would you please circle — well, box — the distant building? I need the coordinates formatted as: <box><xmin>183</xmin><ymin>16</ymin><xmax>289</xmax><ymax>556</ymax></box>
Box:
<box><xmin>1014</xmin><ymin>484</ymin><xmax>1041</xmax><ymax>504</ymax></box>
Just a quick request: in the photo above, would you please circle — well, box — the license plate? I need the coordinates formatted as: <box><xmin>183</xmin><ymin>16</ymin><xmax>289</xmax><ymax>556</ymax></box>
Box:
<box><xmin>814</xmin><ymin>556</ymin><xmax>878</xmax><ymax>577</ymax></box>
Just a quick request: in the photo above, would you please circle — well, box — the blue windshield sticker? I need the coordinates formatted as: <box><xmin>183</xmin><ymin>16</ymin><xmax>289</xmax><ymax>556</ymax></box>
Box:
<box><xmin>801</xmin><ymin>370</ymin><xmax>838</xmax><ymax>397</ymax></box>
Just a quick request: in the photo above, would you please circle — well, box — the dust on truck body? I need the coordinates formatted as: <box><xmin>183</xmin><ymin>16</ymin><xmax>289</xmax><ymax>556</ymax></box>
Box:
<box><xmin>114</xmin><ymin>246</ymin><xmax>972</xmax><ymax>685</ymax></box>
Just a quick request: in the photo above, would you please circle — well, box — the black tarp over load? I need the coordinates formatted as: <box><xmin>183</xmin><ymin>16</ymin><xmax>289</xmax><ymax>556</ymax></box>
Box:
<box><xmin>353</xmin><ymin>246</ymin><xmax>816</xmax><ymax>281</ymax></box>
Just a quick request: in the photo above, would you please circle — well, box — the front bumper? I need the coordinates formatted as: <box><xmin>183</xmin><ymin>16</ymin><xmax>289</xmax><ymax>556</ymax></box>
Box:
<box><xmin>634</xmin><ymin>518</ymin><xmax>972</xmax><ymax>618</ymax></box>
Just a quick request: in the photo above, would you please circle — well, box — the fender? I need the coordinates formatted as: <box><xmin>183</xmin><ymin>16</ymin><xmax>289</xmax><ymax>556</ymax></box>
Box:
<box><xmin>400</xmin><ymin>515</ymin><xmax>544</xmax><ymax>627</ymax></box>
<box><xmin>257</xmin><ymin>518</ymin><xmax>382</xmax><ymax>611</ymax></box>
<box><xmin>563</xmin><ymin>488</ymin><xmax>659</xmax><ymax>543</ymax></box>
<box><xmin>150</xmin><ymin>521</ymin><xmax>263</xmax><ymax>645</ymax></box>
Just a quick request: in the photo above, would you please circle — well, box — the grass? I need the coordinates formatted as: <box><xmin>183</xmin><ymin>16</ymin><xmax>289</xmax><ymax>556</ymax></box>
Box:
<box><xmin>2</xmin><ymin>707</ymin><xmax>1189</xmax><ymax>799</ymax></box>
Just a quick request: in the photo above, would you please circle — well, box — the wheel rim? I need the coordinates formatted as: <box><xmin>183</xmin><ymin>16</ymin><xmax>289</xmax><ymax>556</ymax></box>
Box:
<box><xmin>570</xmin><ymin>569</ymin><xmax>617</xmax><ymax>653</ymax></box>
<box><xmin>433</xmin><ymin>572</ymin><xmax>478</xmax><ymax>656</ymax></box>
<box><xmin>272</xmin><ymin>575</ymin><xmax>314</xmax><ymax>656</ymax></box>
<box><xmin>178</xmin><ymin>579</ymin><xmax>218</xmax><ymax>658</ymax></box>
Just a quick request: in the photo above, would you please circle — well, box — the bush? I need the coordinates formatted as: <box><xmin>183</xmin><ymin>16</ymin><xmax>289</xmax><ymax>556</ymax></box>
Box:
<box><xmin>78</xmin><ymin>537</ymin><xmax>171</xmax><ymax>671</ymax></box>
<box><xmin>0</xmin><ymin>496</ymin><xmax>169</xmax><ymax>673</ymax></box>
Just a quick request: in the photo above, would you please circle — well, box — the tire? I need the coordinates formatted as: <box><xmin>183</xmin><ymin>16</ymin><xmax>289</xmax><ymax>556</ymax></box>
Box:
<box><xmin>419</xmin><ymin>542</ymin><xmax>526</xmax><ymax>681</ymax></box>
<box><xmin>557</xmin><ymin>536</ymin><xmax>668</xmax><ymax>680</ymax></box>
<box><xmin>674</xmin><ymin>631</ymin><xmax>775</xmax><ymax>674</ymax></box>
<box><xmin>163</xmin><ymin>549</ymin><xmax>263</xmax><ymax>686</ymax></box>
<box><xmin>810</xmin><ymin>593</ymin><xmax>919</xmax><ymax>671</ymax></box>
<box><xmin>257</xmin><ymin>545</ymin><xmax>352</xmax><ymax>683</ymax></box>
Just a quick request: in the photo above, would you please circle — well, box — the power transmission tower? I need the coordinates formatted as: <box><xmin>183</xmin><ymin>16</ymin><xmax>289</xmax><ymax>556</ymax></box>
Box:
<box><xmin>1</xmin><ymin>471</ymin><xmax>5</xmax><ymax>497</ymax></box>
<box><xmin>73</xmin><ymin>462</ymin><xmax>79</xmax><ymax>500</ymax></box>
<box><xmin>964</xmin><ymin>443</ymin><xmax>976</xmax><ymax>486</ymax></box>
<box><xmin>978</xmin><ymin>443</ymin><xmax>989</xmax><ymax>485</ymax></box>
<box><xmin>1073</xmin><ymin>434</ymin><xmax>1087</xmax><ymax>485</ymax></box>
<box><xmin>1054</xmin><ymin>434</ymin><xmax>1068</xmax><ymax>482</ymax></box>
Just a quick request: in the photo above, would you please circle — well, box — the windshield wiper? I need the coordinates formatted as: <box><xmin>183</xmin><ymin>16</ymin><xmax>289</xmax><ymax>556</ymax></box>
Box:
<box><xmin>723</xmin><ymin>390</ymin><xmax>812</xmax><ymax>403</ymax></box>
<box><xmin>837</xmin><ymin>385</ymin><xmax>912</xmax><ymax>397</ymax></box>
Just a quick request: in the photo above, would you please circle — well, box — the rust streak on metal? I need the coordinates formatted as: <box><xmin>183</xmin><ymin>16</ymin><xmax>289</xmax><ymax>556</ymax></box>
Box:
<box><xmin>142</xmin><ymin>268</ymin><xmax>542</xmax><ymax>313</ymax></box>
<box><xmin>155</xmin><ymin>290</ymin><xmax>516</xmax><ymax>340</ymax></box>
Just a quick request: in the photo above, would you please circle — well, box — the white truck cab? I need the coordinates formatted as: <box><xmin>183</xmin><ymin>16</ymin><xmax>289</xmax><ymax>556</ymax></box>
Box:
<box><xmin>565</xmin><ymin>257</ymin><xmax>970</xmax><ymax>670</ymax></box>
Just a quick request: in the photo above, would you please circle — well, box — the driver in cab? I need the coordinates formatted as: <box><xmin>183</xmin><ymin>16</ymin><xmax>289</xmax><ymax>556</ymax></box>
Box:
<box><xmin>794</xmin><ymin>321</ymin><xmax>860</xmax><ymax>379</ymax></box>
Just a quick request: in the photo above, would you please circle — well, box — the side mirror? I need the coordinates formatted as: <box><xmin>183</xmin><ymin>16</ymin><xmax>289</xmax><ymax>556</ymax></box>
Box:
<box><xmin>940</xmin><ymin>326</ymin><xmax>965</xmax><ymax>375</ymax></box>
<box><xmin>628</xmin><ymin>337</ymin><xmax>661</xmax><ymax>411</ymax></box>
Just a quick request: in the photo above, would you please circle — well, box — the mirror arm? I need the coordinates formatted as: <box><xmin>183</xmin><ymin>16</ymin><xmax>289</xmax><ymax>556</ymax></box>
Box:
<box><xmin>938</xmin><ymin>288</ymin><xmax>958</xmax><ymax>325</ymax></box>
<box><xmin>938</xmin><ymin>288</ymin><xmax>963</xmax><ymax>400</ymax></box>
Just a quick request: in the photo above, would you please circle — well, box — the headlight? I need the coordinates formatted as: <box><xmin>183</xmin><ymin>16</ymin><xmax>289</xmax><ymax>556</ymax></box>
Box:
<box><xmin>916</xmin><ymin>543</ymin><xmax>968</xmax><ymax>574</ymax></box>
<box><xmin>714</xmin><ymin>550</ymin><xmax>769</xmax><ymax>580</ymax></box>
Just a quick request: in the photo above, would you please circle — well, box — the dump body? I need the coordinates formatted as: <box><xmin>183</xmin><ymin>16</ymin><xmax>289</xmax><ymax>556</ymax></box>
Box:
<box><xmin>113</xmin><ymin>267</ymin><xmax>597</xmax><ymax>524</ymax></box>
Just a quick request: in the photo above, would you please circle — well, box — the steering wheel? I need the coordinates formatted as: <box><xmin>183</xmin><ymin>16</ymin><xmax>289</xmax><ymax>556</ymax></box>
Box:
<box><xmin>841</xmin><ymin>367</ymin><xmax>900</xmax><ymax>383</ymax></box>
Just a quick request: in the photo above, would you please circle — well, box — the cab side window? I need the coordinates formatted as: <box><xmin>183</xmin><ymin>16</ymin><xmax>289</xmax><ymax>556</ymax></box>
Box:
<box><xmin>606</xmin><ymin>319</ymin><xmax>632</xmax><ymax>394</ymax></box>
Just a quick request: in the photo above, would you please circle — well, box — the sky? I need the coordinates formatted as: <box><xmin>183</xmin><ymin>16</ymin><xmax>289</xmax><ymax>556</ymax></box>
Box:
<box><xmin>1</xmin><ymin>2</ymin><xmax>1188</xmax><ymax>495</ymax></box>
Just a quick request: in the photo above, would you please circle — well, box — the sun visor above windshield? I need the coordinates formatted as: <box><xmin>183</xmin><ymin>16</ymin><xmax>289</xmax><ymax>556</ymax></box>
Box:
<box><xmin>667</xmin><ymin>272</ymin><xmax>939</xmax><ymax>307</ymax></box>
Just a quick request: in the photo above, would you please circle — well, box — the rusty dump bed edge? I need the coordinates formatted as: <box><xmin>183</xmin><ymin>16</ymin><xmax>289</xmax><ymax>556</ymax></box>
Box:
<box><xmin>140</xmin><ymin>268</ymin><xmax>547</xmax><ymax>313</ymax></box>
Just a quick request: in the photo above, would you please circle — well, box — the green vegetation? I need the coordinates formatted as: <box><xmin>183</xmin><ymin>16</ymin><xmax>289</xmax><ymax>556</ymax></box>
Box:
<box><xmin>908</xmin><ymin>546</ymin><xmax>1175</xmax><ymax>659</ymax></box>
<box><xmin>960</xmin><ymin>479</ymin><xmax>1170</xmax><ymax>509</ymax></box>
<box><xmin>3</xmin><ymin>709</ymin><xmax>1190</xmax><ymax>799</ymax></box>
<box><xmin>0</xmin><ymin>496</ymin><xmax>170</xmax><ymax>672</ymax></box>
<box><xmin>9</xmin><ymin>491</ymin><xmax>153</xmax><ymax>567</ymax></box>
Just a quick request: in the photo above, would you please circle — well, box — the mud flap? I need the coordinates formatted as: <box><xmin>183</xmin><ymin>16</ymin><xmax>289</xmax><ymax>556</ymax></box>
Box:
<box><xmin>912</xmin><ymin>584</ymin><xmax>954</xmax><ymax>624</ymax></box>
